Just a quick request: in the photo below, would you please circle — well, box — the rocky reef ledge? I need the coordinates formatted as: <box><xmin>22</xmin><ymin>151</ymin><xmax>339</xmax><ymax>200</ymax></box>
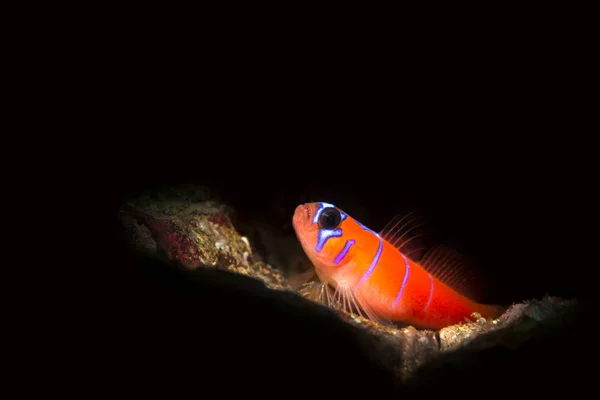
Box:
<box><xmin>116</xmin><ymin>185</ymin><xmax>582</xmax><ymax>395</ymax></box>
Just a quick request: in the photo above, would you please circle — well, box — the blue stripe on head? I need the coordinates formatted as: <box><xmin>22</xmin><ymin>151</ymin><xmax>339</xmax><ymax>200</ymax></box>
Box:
<box><xmin>316</xmin><ymin>228</ymin><xmax>343</xmax><ymax>252</ymax></box>
<box><xmin>356</xmin><ymin>220</ymin><xmax>376</xmax><ymax>234</ymax></box>
<box><xmin>333</xmin><ymin>239</ymin><xmax>355</xmax><ymax>264</ymax></box>
<box><xmin>312</xmin><ymin>202</ymin><xmax>339</xmax><ymax>224</ymax></box>
<box><xmin>313</xmin><ymin>202</ymin><xmax>349</xmax><ymax>255</ymax></box>
<box><xmin>312</xmin><ymin>203</ymin><xmax>325</xmax><ymax>224</ymax></box>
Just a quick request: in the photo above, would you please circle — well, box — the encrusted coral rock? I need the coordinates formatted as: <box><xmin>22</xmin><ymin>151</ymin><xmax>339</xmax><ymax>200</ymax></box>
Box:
<box><xmin>119</xmin><ymin>185</ymin><xmax>288</xmax><ymax>291</ymax></box>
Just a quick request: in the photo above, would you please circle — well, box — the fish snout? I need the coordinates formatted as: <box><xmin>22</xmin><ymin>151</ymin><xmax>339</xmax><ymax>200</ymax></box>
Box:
<box><xmin>293</xmin><ymin>204</ymin><xmax>312</xmax><ymax>230</ymax></box>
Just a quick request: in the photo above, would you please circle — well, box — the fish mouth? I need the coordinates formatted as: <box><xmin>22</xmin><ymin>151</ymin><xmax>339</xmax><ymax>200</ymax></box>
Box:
<box><xmin>293</xmin><ymin>203</ymin><xmax>320</xmax><ymax>257</ymax></box>
<box><xmin>293</xmin><ymin>203</ymin><xmax>313</xmax><ymax>231</ymax></box>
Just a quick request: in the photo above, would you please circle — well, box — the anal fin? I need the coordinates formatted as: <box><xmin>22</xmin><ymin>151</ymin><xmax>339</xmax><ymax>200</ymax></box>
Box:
<box><xmin>418</xmin><ymin>245</ymin><xmax>483</xmax><ymax>300</ymax></box>
<box><xmin>379</xmin><ymin>211</ymin><xmax>428</xmax><ymax>262</ymax></box>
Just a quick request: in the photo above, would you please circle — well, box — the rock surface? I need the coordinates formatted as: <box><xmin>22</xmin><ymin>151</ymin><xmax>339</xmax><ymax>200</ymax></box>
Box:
<box><xmin>120</xmin><ymin>186</ymin><xmax>288</xmax><ymax>291</ymax></box>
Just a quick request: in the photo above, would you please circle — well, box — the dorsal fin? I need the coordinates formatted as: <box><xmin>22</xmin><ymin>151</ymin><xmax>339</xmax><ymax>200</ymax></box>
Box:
<box><xmin>418</xmin><ymin>245</ymin><xmax>482</xmax><ymax>299</ymax></box>
<box><xmin>379</xmin><ymin>211</ymin><xmax>427</xmax><ymax>262</ymax></box>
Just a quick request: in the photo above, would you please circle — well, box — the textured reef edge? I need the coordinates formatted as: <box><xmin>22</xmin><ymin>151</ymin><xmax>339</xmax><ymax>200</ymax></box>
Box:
<box><xmin>118</xmin><ymin>186</ymin><xmax>579</xmax><ymax>383</ymax></box>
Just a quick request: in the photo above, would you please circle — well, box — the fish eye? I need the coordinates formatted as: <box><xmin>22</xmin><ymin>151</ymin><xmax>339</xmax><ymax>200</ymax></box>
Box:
<box><xmin>319</xmin><ymin>207</ymin><xmax>341</xmax><ymax>230</ymax></box>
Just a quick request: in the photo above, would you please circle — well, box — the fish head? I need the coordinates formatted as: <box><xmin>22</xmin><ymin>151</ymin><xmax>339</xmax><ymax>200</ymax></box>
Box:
<box><xmin>292</xmin><ymin>202</ymin><xmax>355</xmax><ymax>283</ymax></box>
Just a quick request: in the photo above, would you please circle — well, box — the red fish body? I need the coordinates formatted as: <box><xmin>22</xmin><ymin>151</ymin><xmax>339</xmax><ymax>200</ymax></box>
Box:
<box><xmin>292</xmin><ymin>202</ymin><xmax>503</xmax><ymax>330</ymax></box>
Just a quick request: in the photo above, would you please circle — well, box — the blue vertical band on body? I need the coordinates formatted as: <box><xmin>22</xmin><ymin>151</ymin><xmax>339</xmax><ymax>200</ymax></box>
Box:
<box><xmin>392</xmin><ymin>253</ymin><xmax>411</xmax><ymax>309</ymax></box>
<box><xmin>357</xmin><ymin>235</ymin><xmax>383</xmax><ymax>286</ymax></box>
<box><xmin>424</xmin><ymin>274</ymin><xmax>434</xmax><ymax>311</ymax></box>
<box><xmin>334</xmin><ymin>239</ymin><xmax>355</xmax><ymax>264</ymax></box>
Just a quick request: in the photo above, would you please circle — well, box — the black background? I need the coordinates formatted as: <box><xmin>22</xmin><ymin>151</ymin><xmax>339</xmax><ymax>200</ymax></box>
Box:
<box><xmin>110</xmin><ymin>23</ymin><xmax>590</xmax><ymax>396</ymax></box>
<box><xmin>116</xmin><ymin>94</ymin><xmax>585</xmax><ymax>307</ymax></box>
